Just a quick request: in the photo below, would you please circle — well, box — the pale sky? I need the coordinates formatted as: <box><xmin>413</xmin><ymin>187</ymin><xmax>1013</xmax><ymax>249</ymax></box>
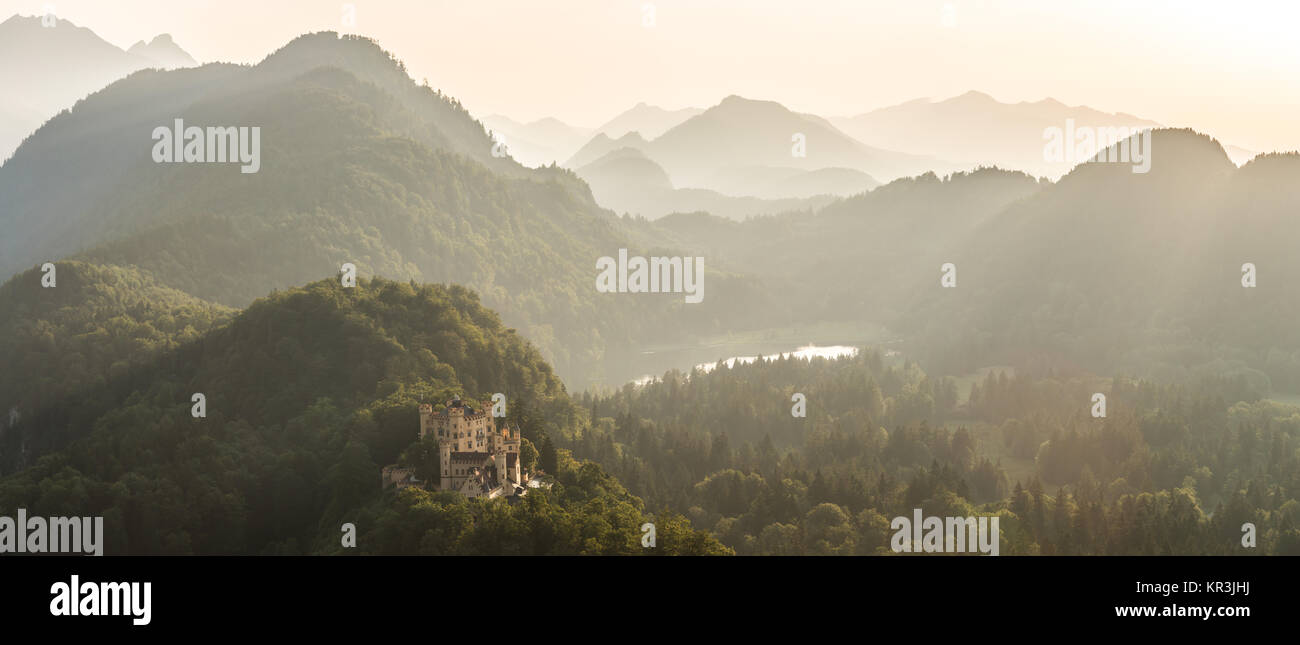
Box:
<box><xmin>10</xmin><ymin>0</ymin><xmax>1300</xmax><ymax>151</ymax></box>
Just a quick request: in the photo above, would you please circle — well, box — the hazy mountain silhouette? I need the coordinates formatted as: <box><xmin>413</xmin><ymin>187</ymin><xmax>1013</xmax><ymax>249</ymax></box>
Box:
<box><xmin>0</xmin><ymin>30</ymin><xmax>541</xmax><ymax>277</ymax></box>
<box><xmin>576</xmin><ymin>147</ymin><xmax>674</xmax><ymax>194</ymax></box>
<box><xmin>6</xmin><ymin>26</ymin><xmax>1297</xmax><ymax>392</ymax></box>
<box><xmin>127</xmin><ymin>33</ymin><xmax>198</xmax><ymax>68</ymax></box>
<box><xmin>592</xmin><ymin>102</ymin><xmax>702</xmax><ymax>139</ymax></box>
<box><xmin>479</xmin><ymin>114</ymin><xmax>593</xmax><ymax>167</ymax></box>
<box><xmin>575</xmin><ymin>95</ymin><xmax>950</xmax><ymax>188</ymax></box>
<box><xmin>644</xmin><ymin>166</ymin><xmax>1044</xmax><ymax>320</ymax></box>
<box><xmin>0</xmin><ymin>31</ymin><xmax>782</xmax><ymax>387</ymax></box>
<box><xmin>480</xmin><ymin>102</ymin><xmax>701</xmax><ymax>169</ymax></box>
<box><xmin>574</xmin><ymin>147</ymin><xmax>838</xmax><ymax>220</ymax></box>
<box><xmin>631</xmin><ymin>126</ymin><xmax>1300</xmax><ymax>389</ymax></box>
<box><xmin>564</xmin><ymin>95</ymin><xmax>946</xmax><ymax>211</ymax></box>
<box><xmin>566</xmin><ymin>131</ymin><xmax>651</xmax><ymax>169</ymax></box>
<box><xmin>876</xmin><ymin>130</ymin><xmax>1300</xmax><ymax>386</ymax></box>
<box><xmin>0</xmin><ymin>14</ymin><xmax>198</xmax><ymax>160</ymax></box>
<box><xmin>651</xmin><ymin>95</ymin><xmax>950</xmax><ymax>184</ymax></box>
<box><xmin>832</xmin><ymin>90</ymin><xmax>1163</xmax><ymax>179</ymax></box>
<box><xmin>707</xmin><ymin>166</ymin><xmax>879</xmax><ymax>200</ymax></box>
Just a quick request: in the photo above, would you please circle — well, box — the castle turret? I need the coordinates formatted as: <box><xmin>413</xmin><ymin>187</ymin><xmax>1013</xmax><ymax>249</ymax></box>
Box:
<box><xmin>418</xmin><ymin>403</ymin><xmax>434</xmax><ymax>439</ymax></box>
<box><xmin>495</xmin><ymin>450</ymin><xmax>508</xmax><ymax>488</ymax></box>
<box><xmin>439</xmin><ymin>439</ymin><xmax>452</xmax><ymax>491</ymax></box>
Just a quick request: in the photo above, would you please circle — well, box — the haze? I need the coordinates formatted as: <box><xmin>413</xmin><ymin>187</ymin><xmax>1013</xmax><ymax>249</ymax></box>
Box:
<box><xmin>13</xmin><ymin>0</ymin><xmax>1300</xmax><ymax>154</ymax></box>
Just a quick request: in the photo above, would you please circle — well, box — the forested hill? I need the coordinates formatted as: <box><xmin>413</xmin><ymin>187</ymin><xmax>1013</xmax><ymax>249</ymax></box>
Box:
<box><xmin>629</xmin><ymin>166</ymin><xmax>1045</xmax><ymax>326</ymax></box>
<box><xmin>0</xmin><ymin>270</ymin><xmax>727</xmax><ymax>554</ymax></box>
<box><xmin>902</xmin><ymin>131</ymin><xmax>1300</xmax><ymax>385</ymax></box>
<box><xmin>0</xmin><ymin>261</ymin><xmax>234</xmax><ymax>463</ymax></box>
<box><xmin>0</xmin><ymin>32</ymin><xmax>780</xmax><ymax>387</ymax></box>
<box><xmin>637</xmin><ymin>131</ymin><xmax>1300</xmax><ymax>393</ymax></box>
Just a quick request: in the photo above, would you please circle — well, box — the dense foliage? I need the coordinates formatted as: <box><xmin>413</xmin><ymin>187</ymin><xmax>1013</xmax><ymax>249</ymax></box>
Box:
<box><xmin>576</xmin><ymin>351</ymin><xmax>1300</xmax><ymax>555</ymax></box>
<box><xmin>0</xmin><ymin>272</ymin><xmax>726</xmax><ymax>555</ymax></box>
<box><xmin>0</xmin><ymin>261</ymin><xmax>233</xmax><ymax>471</ymax></box>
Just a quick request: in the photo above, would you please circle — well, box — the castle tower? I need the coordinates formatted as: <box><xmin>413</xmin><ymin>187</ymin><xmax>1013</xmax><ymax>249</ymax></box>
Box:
<box><xmin>503</xmin><ymin>425</ymin><xmax>521</xmax><ymax>484</ymax></box>
<box><xmin>495</xmin><ymin>450</ymin><xmax>508</xmax><ymax>489</ymax></box>
<box><xmin>418</xmin><ymin>403</ymin><xmax>433</xmax><ymax>439</ymax></box>
<box><xmin>439</xmin><ymin>438</ymin><xmax>452</xmax><ymax>491</ymax></box>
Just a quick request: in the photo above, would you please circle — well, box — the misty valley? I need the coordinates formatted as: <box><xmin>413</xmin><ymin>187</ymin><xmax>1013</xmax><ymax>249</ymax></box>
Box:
<box><xmin>2</xmin><ymin>13</ymin><xmax>1298</xmax><ymax>564</ymax></box>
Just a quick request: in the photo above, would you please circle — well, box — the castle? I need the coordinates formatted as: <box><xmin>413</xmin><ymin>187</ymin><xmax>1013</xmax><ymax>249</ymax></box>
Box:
<box><xmin>382</xmin><ymin>397</ymin><xmax>527</xmax><ymax>499</ymax></box>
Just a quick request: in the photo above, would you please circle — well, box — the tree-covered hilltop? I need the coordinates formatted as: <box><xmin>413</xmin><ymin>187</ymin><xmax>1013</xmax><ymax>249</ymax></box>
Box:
<box><xmin>332</xmin><ymin>454</ymin><xmax>729</xmax><ymax>555</ymax></box>
<box><xmin>0</xmin><ymin>32</ymin><xmax>782</xmax><ymax>388</ymax></box>
<box><xmin>0</xmin><ymin>272</ymin><xmax>727</xmax><ymax>555</ymax></box>
<box><xmin>627</xmin><ymin>167</ymin><xmax>1045</xmax><ymax>332</ymax></box>
<box><xmin>575</xmin><ymin>351</ymin><xmax>1300</xmax><ymax>555</ymax></box>
<box><xmin>898</xmin><ymin>133</ymin><xmax>1300</xmax><ymax>386</ymax></box>
<box><xmin>0</xmin><ymin>261</ymin><xmax>234</xmax><ymax>471</ymax></box>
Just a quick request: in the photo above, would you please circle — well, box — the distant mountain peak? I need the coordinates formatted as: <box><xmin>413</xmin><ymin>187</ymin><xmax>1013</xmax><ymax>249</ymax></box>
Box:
<box><xmin>717</xmin><ymin>94</ymin><xmax>768</xmax><ymax>106</ymax></box>
<box><xmin>832</xmin><ymin>90</ymin><xmax>1171</xmax><ymax>179</ymax></box>
<box><xmin>587</xmin><ymin>131</ymin><xmax>649</xmax><ymax>145</ymax></box>
<box><xmin>0</xmin><ymin>13</ymin><xmax>205</xmax><ymax>159</ymax></box>
<box><xmin>127</xmin><ymin>32</ymin><xmax>196</xmax><ymax>68</ymax></box>
<box><xmin>1059</xmin><ymin>127</ymin><xmax>1234</xmax><ymax>184</ymax></box>
<box><xmin>2</xmin><ymin>13</ymin><xmax>61</xmax><ymax>27</ymax></box>
<box><xmin>954</xmin><ymin>90</ymin><xmax>996</xmax><ymax>102</ymax></box>
<box><xmin>529</xmin><ymin>116</ymin><xmax>569</xmax><ymax>127</ymax></box>
<box><xmin>591</xmin><ymin>102</ymin><xmax>702</xmax><ymax>140</ymax></box>
<box><xmin>128</xmin><ymin>33</ymin><xmax>178</xmax><ymax>51</ymax></box>
<box><xmin>709</xmin><ymin>94</ymin><xmax>790</xmax><ymax>116</ymax></box>
<box><xmin>1</xmin><ymin>12</ymin><xmax>92</xmax><ymax>35</ymax></box>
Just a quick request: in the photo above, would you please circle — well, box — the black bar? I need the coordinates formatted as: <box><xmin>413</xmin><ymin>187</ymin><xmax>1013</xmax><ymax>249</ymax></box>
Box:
<box><xmin>2</xmin><ymin>556</ymin><xmax>1285</xmax><ymax>635</ymax></box>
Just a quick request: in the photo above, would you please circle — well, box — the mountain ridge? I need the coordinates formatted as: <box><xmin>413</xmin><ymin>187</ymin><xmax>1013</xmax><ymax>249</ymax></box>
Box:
<box><xmin>831</xmin><ymin>89</ymin><xmax>1164</xmax><ymax>178</ymax></box>
<box><xmin>0</xmin><ymin>14</ymin><xmax>199</xmax><ymax>160</ymax></box>
<box><xmin>0</xmin><ymin>31</ymin><xmax>784</xmax><ymax>387</ymax></box>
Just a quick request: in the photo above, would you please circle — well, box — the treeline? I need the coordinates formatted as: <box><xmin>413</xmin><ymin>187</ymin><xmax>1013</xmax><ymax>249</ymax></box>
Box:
<box><xmin>584</xmin><ymin>349</ymin><xmax>958</xmax><ymax>450</ymax></box>
<box><xmin>572</xmin><ymin>351</ymin><xmax>1300</xmax><ymax>555</ymax></box>
<box><xmin>333</xmin><ymin>454</ymin><xmax>727</xmax><ymax>555</ymax></box>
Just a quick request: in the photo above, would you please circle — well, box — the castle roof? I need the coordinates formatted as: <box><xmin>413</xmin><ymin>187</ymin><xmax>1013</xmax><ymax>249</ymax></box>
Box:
<box><xmin>429</xmin><ymin>397</ymin><xmax>489</xmax><ymax>417</ymax></box>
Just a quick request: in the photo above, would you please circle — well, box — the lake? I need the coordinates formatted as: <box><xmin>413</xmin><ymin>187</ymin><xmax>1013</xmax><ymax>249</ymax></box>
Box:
<box><xmin>632</xmin><ymin>344</ymin><xmax>865</xmax><ymax>386</ymax></box>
